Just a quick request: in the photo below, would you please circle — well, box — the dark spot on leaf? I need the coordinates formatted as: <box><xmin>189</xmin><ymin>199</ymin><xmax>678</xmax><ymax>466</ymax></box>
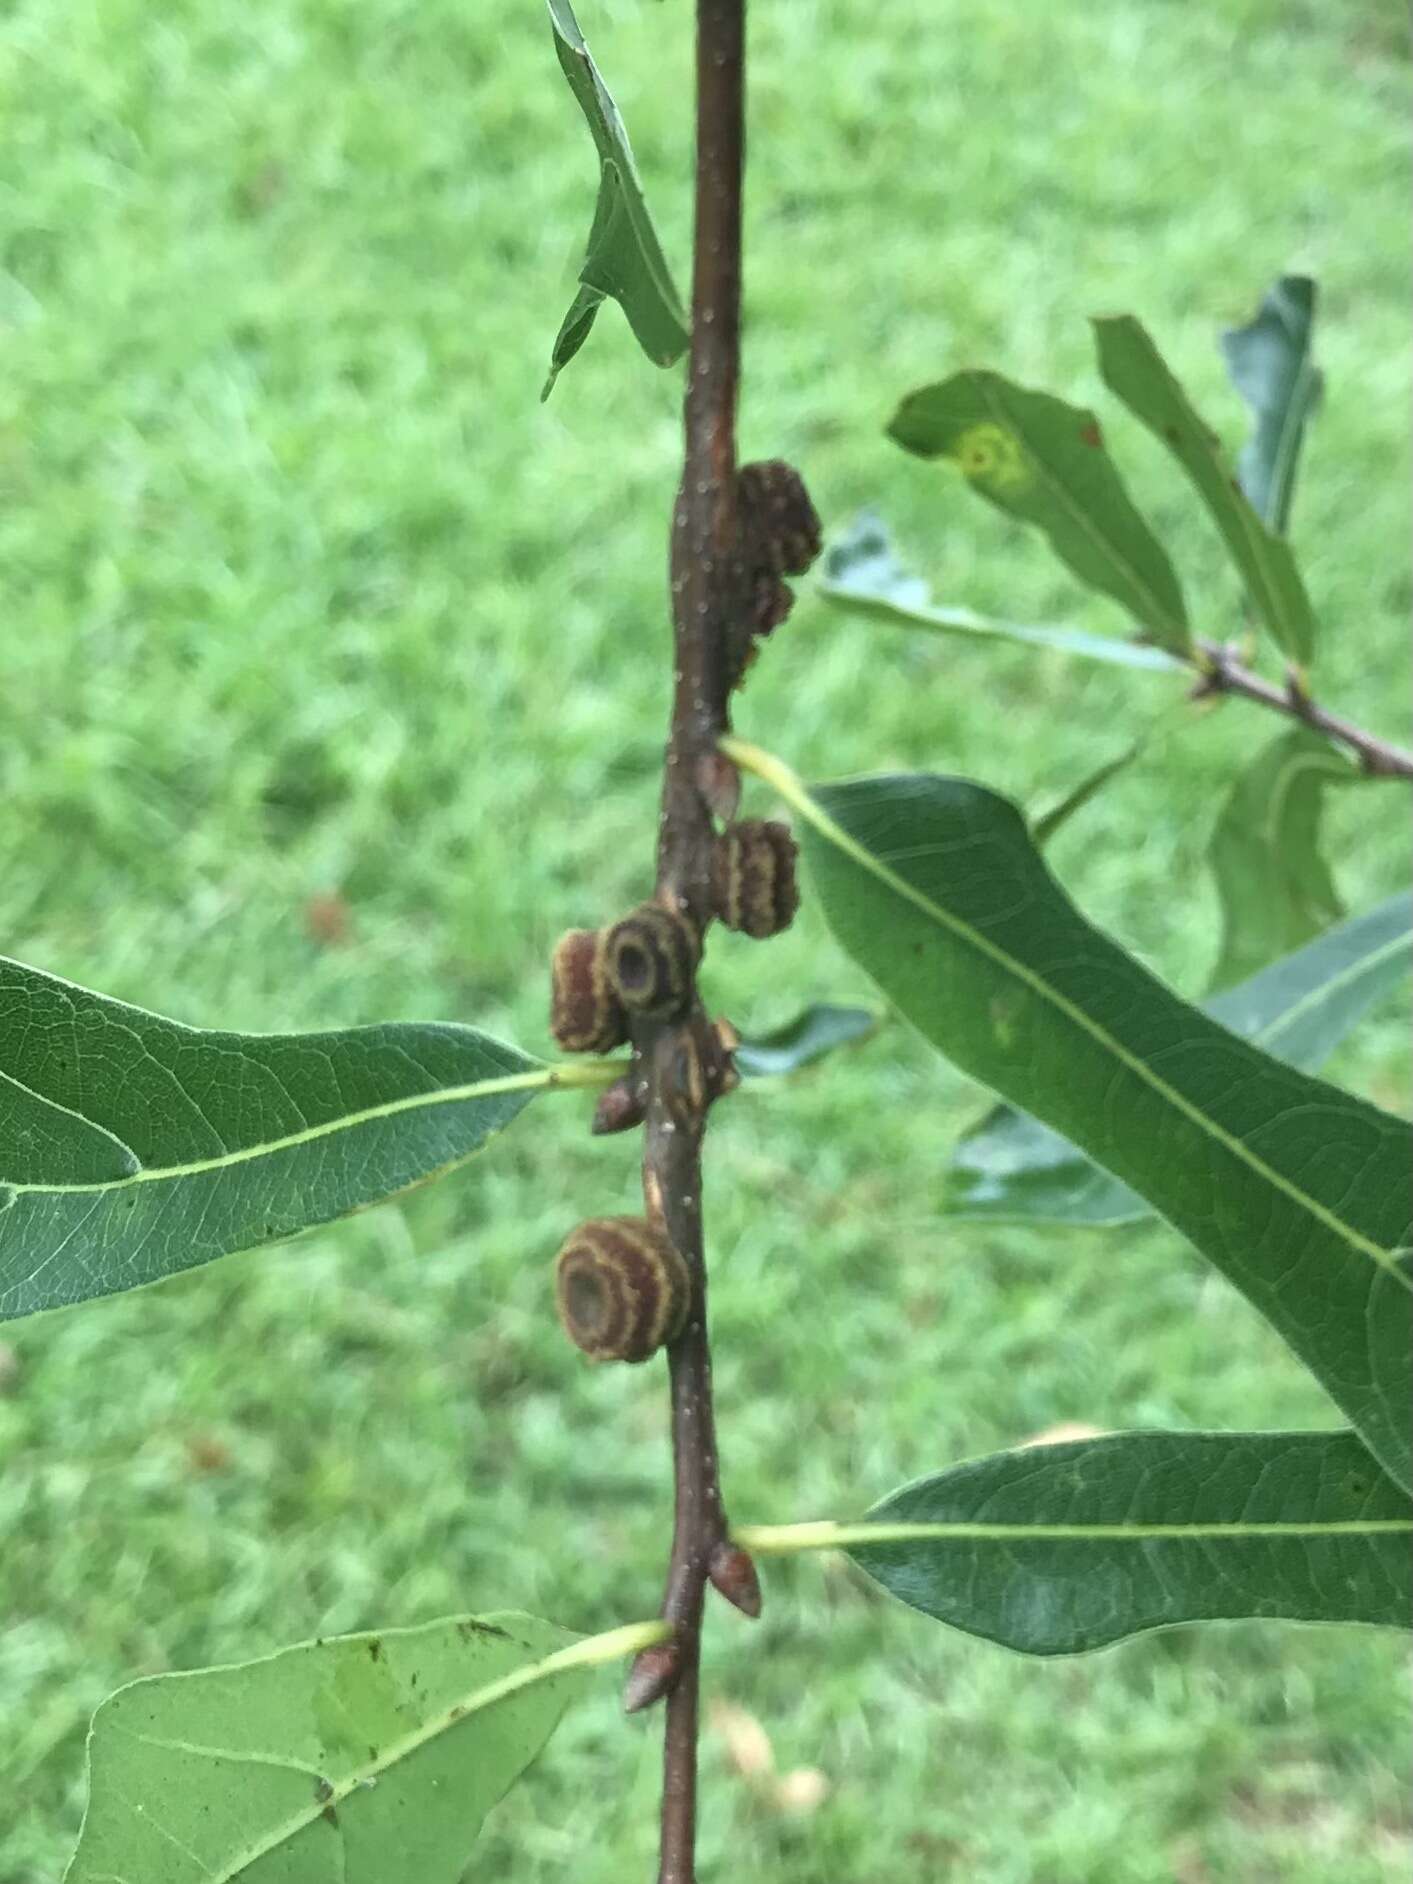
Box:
<box><xmin>448</xmin><ymin>1704</ymin><xmax>465</xmax><ymax>1721</ymax></box>
<box><xmin>368</xmin><ymin>1745</ymin><xmax>379</xmax><ymax>1761</ymax></box>
<box><xmin>457</xmin><ymin>1618</ymin><xmax>510</xmax><ymax>1641</ymax></box>
<box><xmin>314</xmin><ymin>1777</ymin><xmax>334</xmax><ymax>1802</ymax></box>
<box><xmin>1079</xmin><ymin>421</ymin><xmax>1102</xmax><ymax>448</ymax></box>
<box><xmin>1164</xmin><ymin>424</ymin><xmax>1180</xmax><ymax>443</ymax></box>
<box><xmin>321</xmin><ymin>1805</ymin><xmax>339</xmax><ymax>1828</ymax></box>
<box><xmin>367</xmin><ymin>1639</ymin><xmax>382</xmax><ymax>1662</ymax></box>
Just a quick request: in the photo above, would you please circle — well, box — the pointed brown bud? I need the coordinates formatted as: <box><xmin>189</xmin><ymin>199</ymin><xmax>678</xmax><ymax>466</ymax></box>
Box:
<box><xmin>623</xmin><ymin>1637</ymin><xmax>681</xmax><ymax>1714</ymax></box>
<box><xmin>604</xmin><ymin>903</ymin><xmax>699</xmax><ymax>1019</ymax></box>
<box><xmin>550</xmin><ymin>928</ymin><xmax>627</xmax><ymax>1054</ymax></box>
<box><xmin>737</xmin><ymin>460</ymin><xmax>823</xmax><ymax>578</ymax></box>
<box><xmin>708</xmin><ymin>1541</ymin><xmax>763</xmax><ymax>1619</ymax></box>
<box><xmin>711</xmin><ymin>820</ymin><xmax>800</xmax><ymax>940</ymax></box>
<box><xmin>554</xmin><ymin>1217</ymin><xmax>690</xmax><ymax>1363</ymax></box>
<box><xmin>591</xmin><ymin>1076</ymin><xmax>648</xmax><ymax>1137</ymax></box>
<box><xmin>696</xmin><ymin>749</ymin><xmax>742</xmax><ymax>825</ymax></box>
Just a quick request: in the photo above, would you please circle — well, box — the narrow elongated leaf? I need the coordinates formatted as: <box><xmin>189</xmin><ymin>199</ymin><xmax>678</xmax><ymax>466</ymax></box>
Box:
<box><xmin>735</xmin><ymin>1004</ymin><xmax>880</xmax><ymax>1079</ymax></box>
<box><xmin>1094</xmin><ymin>314</ymin><xmax>1317</xmax><ymax>665</ymax></box>
<box><xmin>721</xmin><ymin>740</ymin><xmax>1413</xmax><ymax>1491</ymax></box>
<box><xmin>948</xmin><ymin>893</ymin><xmax>1413</xmax><ymax>1229</ymax></box>
<box><xmin>0</xmin><ymin>959</ymin><xmax>580</xmax><ymax>1321</ymax></box>
<box><xmin>1208</xmin><ymin>728</ymin><xmax>1357</xmax><ymax>990</ymax></box>
<box><xmin>1031</xmin><ymin>740</ymin><xmax>1143</xmax><ymax>847</ymax></box>
<box><xmin>887</xmin><ymin>372</ymin><xmax>1191</xmax><ymax>653</ymax></box>
<box><xmin>737</xmin><ymin>1432</ymin><xmax>1413</xmax><ymax>1655</ymax></box>
<box><xmin>1221</xmin><ymin>276</ymin><xmax>1322</xmax><ymax>532</ymax></box>
<box><xmin>543</xmin><ymin>0</ymin><xmax>688</xmax><ymax>396</ymax></box>
<box><xmin>818</xmin><ymin>512</ymin><xmax>1182</xmax><ymax>672</ymax></box>
<box><xmin>67</xmin><ymin>1614</ymin><xmax>668</xmax><ymax>1882</ymax></box>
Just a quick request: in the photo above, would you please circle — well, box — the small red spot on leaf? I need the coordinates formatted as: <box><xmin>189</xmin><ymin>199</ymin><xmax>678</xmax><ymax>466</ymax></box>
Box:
<box><xmin>1080</xmin><ymin>421</ymin><xmax>1102</xmax><ymax>448</ymax></box>
<box><xmin>305</xmin><ymin>892</ymin><xmax>351</xmax><ymax>947</ymax></box>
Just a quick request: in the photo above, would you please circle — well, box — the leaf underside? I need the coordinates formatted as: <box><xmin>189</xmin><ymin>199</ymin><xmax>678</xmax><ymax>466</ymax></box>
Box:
<box><xmin>0</xmin><ymin>958</ymin><xmax>543</xmax><ymax>1320</ymax></box>
<box><xmin>66</xmin><ymin>1613</ymin><xmax>590</xmax><ymax>1882</ymax></box>
<box><xmin>1221</xmin><ymin>274</ymin><xmax>1322</xmax><ymax>533</ymax></box>
<box><xmin>543</xmin><ymin>0</ymin><xmax>688</xmax><ymax>396</ymax></box>
<box><xmin>735</xmin><ymin>1003</ymin><xmax>880</xmax><ymax>1078</ymax></box>
<box><xmin>1207</xmin><ymin>727</ymin><xmax>1356</xmax><ymax>991</ymax></box>
<box><xmin>818</xmin><ymin>512</ymin><xmax>1182</xmax><ymax>673</ymax></box>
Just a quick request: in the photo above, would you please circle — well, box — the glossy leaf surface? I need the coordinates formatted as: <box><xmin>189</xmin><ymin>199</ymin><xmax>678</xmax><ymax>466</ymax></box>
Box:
<box><xmin>1094</xmin><ymin>314</ymin><xmax>1317</xmax><ymax>664</ymax></box>
<box><xmin>887</xmin><ymin>372</ymin><xmax>1190</xmax><ymax>653</ymax></box>
<box><xmin>543</xmin><ymin>0</ymin><xmax>688</xmax><ymax>396</ymax></box>
<box><xmin>818</xmin><ymin>513</ymin><xmax>1181</xmax><ymax>672</ymax></box>
<box><xmin>742</xmin><ymin>1432</ymin><xmax>1413</xmax><ymax>1655</ymax></box>
<box><xmin>0</xmin><ymin>959</ymin><xmax>553</xmax><ymax>1320</ymax></box>
<box><xmin>948</xmin><ymin>893</ymin><xmax>1413</xmax><ymax>1230</ymax></box>
<box><xmin>1208</xmin><ymin>728</ymin><xmax>1356</xmax><ymax>990</ymax></box>
<box><xmin>722</xmin><ymin>742</ymin><xmax>1413</xmax><ymax>1490</ymax></box>
<box><xmin>67</xmin><ymin>1615</ymin><xmax>666</xmax><ymax>1881</ymax></box>
<box><xmin>1221</xmin><ymin>275</ymin><xmax>1322</xmax><ymax>532</ymax></box>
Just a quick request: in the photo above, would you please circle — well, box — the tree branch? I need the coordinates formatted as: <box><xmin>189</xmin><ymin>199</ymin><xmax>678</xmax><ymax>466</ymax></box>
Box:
<box><xmin>1194</xmin><ymin>639</ymin><xmax>1413</xmax><ymax>779</ymax></box>
<box><xmin>634</xmin><ymin>5</ymin><xmax>749</xmax><ymax>1884</ymax></box>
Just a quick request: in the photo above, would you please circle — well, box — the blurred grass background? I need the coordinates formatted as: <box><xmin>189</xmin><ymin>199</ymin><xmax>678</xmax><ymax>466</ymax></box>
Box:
<box><xmin>1</xmin><ymin>0</ymin><xmax>1409</xmax><ymax>1878</ymax></box>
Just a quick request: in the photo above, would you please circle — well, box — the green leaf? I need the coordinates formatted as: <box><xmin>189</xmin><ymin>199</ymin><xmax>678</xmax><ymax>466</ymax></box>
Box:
<box><xmin>735</xmin><ymin>1003</ymin><xmax>881</xmax><ymax>1079</ymax></box>
<box><xmin>1031</xmin><ymin>739</ymin><xmax>1143</xmax><ymax>847</ymax></box>
<box><xmin>818</xmin><ymin>512</ymin><xmax>1182</xmax><ymax>673</ymax></box>
<box><xmin>948</xmin><ymin>892</ymin><xmax>1413</xmax><ymax>1231</ymax></box>
<box><xmin>886</xmin><ymin>373</ymin><xmax>1191</xmax><ymax>653</ymax></box>
<box><xmin>66</xmin><ymin>1614</ymin><xmax>668</xmax><ymax>1882</ymax></box>
<box><xmin>1208</xmin><ymin>728</ymin><xmax>1357</xmax><ymax>990</ymax></box>
<box><xmin>737</xmin><ymin>1431</ymin><xmax>1413</xmax><ymax>1656</ymax></box>
<box><xmin>542</xmin><ymin>0</ymin><xmax>688</xmax><ymax>397</ymax></box>
<box><xmin>721</xmin><ymin>740</ymin><xmax>1413</xmax><ymax>1491</ymax></box>
<box><xmin>1220</xmin><ymin>275</ymin><xmax>1322</xmax><ymax>533</ymax></box>
<box><xmin>0</xmin><ymin>959</ymin><xmax>579</xmax><ymax>1321</ymax></box>
<box><xmin>1094</xmin><ymin>314</ymin><xmax>1318</xmax><ymax>666</ymax></box>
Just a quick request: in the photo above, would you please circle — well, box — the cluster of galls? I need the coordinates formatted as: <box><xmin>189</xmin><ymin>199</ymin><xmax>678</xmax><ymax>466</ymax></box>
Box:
<box><xmin>550</xmin><ymin>818</ymin><xmax>799</xmax><ymax>1059</ymax></box>
<box><xmin>734</xmin><ymin>459</ymin><xmax>822</xmax><ymax>675</ymax></box>
<box><xmin>548</xmin><ymin>822</ymin><xmax>798</xmax><ymax>1364</ymax></box>
<box><xmin>547</xmin><ymin>456</ymin><xmax>817</xmax><ymax>1369</ymax></box>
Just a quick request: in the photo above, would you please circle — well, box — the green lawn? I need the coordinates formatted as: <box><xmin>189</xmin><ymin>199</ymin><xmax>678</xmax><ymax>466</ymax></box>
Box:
<box><xmin>1</xmin><ymin>1</ymin><xmax>1410</xmax><ymax>1878</ymax></box>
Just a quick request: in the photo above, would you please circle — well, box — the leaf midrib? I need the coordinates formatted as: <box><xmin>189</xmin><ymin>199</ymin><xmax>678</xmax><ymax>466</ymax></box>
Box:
<box><xmin>101</xmin><ymin>1621</ymin><xmax>667</xmax><ymax>1883</ymax></box>
<box><xmin>4</xmin><ymin>1070</ymin><xmax>555</xmax><ymax>1198</ymax></box>
<box><xmin>735</xmin><ymin>1516</ymin><xmax>1413</xmax><ymax>1552</ymax></box>
<box><xmin>722</xmin><ymin>740</ymin><xmax>1410</xmax><ymax>1289</ymax></box>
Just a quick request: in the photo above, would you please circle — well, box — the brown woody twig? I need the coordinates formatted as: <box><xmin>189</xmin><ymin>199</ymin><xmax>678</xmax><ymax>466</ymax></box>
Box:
<box><xmin>628</xmin><ymin>4</ymin><xmax>753</xmax><ymax>1883</ymax></box>
<box><xmin>1193</xmin><ymin>638</ymin><xmax>1413</xmax><ymax>780</ymax></box>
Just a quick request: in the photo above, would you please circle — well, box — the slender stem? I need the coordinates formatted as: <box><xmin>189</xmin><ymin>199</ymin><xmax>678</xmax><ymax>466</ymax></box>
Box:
<box><xmin>1195</xmin><ymin>639</ymin><xmax>1413</xmax><ymax>779</ymax></box>
<box><xmin>639</xmin><ymin>5</ymin><xmax>748</xmax><ymax>1883</ymax></box>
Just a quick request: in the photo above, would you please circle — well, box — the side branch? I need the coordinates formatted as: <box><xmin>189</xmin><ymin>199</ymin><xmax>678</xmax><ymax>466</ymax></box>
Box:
<box><xmin>1195</xmin><ymin>639</ymin><xmax>1413</xmax><ymax>780</ymax></box>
